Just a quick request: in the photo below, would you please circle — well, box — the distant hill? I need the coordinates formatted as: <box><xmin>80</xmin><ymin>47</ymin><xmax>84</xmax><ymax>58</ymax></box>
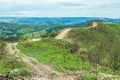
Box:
<box><xmin>0</xmin><ymin>17</ymin><xmax>120</xmax><ymax>41</ymax></box>
<box><xmin>0</xmin><ymin>17</ymin><xmax>120</xmax><ymax>24</ymax></box>
<box><xmin>0</xmin><ymin>21</ymin><xmax>87</xmax><ymax>41</ymax></box>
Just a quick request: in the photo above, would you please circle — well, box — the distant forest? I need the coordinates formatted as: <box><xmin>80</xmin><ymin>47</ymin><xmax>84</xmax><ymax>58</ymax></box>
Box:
<box><xmin>0</xmin><ymin>22</ymin><xmax>87</xmax><ymax>41</ymax></box>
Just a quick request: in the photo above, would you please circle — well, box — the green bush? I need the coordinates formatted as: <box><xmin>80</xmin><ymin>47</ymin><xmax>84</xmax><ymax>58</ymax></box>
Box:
<box><xmin>50</xmin><ymin>72</ymin><xmax>57</xmax><ymax>76</ymax></box>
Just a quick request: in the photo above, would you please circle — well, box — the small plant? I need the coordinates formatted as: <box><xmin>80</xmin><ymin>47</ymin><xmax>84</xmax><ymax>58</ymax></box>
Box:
<box><xmin>50</xmin><ymin>72</ymin><xmax>57</xmax><ymax>76</ymax></box>
<box><xmin>102</xmin><ymin>77</ymin><xmax>111</xmax><ymax>80</ymax></box>
<box><xmin>81</xmin><ymin>72</ymin><xmax>98</xmax><ymax>80</ymax></box>
<box><xmin>8</xmin><ymin>68</ymin><xmax>33</xmax><ymax>79</ymax></box>
<box><xmin>30</xmin><ymin>59</ymin><xmax>37</xmax><ymax>64</ymax></box>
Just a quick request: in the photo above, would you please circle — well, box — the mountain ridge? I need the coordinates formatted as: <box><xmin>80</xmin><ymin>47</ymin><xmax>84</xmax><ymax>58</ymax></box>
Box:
<box><xmin>0</xmin><ymin>17</ymin><xmax>120</xmax><ymax>24</ymax></box>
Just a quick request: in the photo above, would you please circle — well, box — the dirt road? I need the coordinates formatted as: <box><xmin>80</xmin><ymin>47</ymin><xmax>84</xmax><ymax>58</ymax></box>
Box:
<box><xmin>85</xmin><ymin>22</ymin><xmax>98</xmax><ymax>29</ymax></box>
<box><xmin>55</xmin><ymin>28</ymin><xmax>72</xmax><ymax>39</ymax></box>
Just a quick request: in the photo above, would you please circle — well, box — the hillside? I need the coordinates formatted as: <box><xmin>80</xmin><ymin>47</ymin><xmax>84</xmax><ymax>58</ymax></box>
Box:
<box><xmin>0</xmin><ymin>17</ymin><xmax>120</xmax><ymax>41</ymax></box>
<box><xmin>67</xmin><ymin>22</ymin><xmax>120</xmax><ymax>75</ymax></box>
<box><xmin>0</xmin><ymin>22</ymin><xmax>86</xmax><ymax>41</ymax></box>
<box><xmin>0</xmin><ymin>21</ymin><xmax>120</xmax><ymax>80</ymax></box>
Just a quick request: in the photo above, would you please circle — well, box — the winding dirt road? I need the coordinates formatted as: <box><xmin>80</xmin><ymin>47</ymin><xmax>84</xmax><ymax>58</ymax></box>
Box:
<box><xmin>55</xmin><ymin>28</ymin><xmax>72</xmax><ymax>39</ymax></box>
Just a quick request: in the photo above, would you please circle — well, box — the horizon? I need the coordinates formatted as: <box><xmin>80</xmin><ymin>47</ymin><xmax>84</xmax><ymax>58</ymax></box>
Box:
<box><xmin>0</xmin><ymin>0</ymin><xmax>120</xmax><ymax>18</ymax></box>
<box><xmin>0</xmin><ymin>16</ymin><xmax>119</xmax><ymax>19</ymax></box>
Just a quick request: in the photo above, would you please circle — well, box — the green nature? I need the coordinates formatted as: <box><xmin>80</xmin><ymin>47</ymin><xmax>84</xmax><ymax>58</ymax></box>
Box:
<box><xmin>0</xmin><ymin>21</ymin><xmax>120</xmax><ymax>80</ymax></box>
<box><xmin>0</xmin><ymin>22</ymin><xmax>85</xmax><ymax>41</ymax></box>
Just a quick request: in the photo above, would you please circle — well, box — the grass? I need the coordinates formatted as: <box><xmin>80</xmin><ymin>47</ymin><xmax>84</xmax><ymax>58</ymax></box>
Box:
<box><xmin>67</xmin><ymin>22</ymin><xmax>120</xmax><ymax>75</ymax></box>
<box><xmin>17</xmin><ymin>37</ymin><xmax>115</xmax><ymax>75</ymax></box>
<box><xmin>17</xmin><ymin>38</ymin><xmax>90</xmax><ymax>73</ymax></box>
<box><xmin>0</xmin><ymin>54</ymin><xmax>25</xmax><ymax>74</ymax></box>
<box><xmin>8</xmin><ymin>68</ymin><xmax>33</xmax><ymax>79</ymax></box>
<box><xmin>30</xmin><ymin>59</ymin><xmax>37</xmax><ymax>64</ymax></box>
<box><xmin>0</xmin><ymin>54</ymin><xmax>33</xmax><ymax>78</ymax></box>
<box><xmin>81</xmin><ymin>72</ymin><xmax>98</xmax><ymax>80</ymax></box>
<box><xmin>16</xmin><ymin>22</ymin><xmax>120</xmax><ymax>78</ymax></box>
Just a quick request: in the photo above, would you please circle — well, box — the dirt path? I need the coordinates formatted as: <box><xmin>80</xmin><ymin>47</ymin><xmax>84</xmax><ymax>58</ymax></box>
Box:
<box><xmin>6</xmin><ymin>36</ymin><xmax>77</xmax><ymax>80</ymax></box>
<box><xmin>28</xmin><ymin>38</ymin><xmax>41</xmax><ymax>42</ymax></box>
<box><xmin>6</xmin><ymin>43</ymin><xmax>41</xmax><ymax>76</ymax></box>
<box><xmin>6</xmin><ymin>43</ymin><xmax>19</xmax><ymax>54</ymax></box>
<box><xmin>6</xmin><ymin>42</ymin><xmax>60</xmax><ymax>79</ymax></box>
<box><xmin>85</xmin><ymin>22</ymin><xmax>98</xmax><ymax>29</ymax></box>
<box><xmin>55</xmin><ymin>28</ymin><xmax>72</xmax><ymax>39</ymax></box>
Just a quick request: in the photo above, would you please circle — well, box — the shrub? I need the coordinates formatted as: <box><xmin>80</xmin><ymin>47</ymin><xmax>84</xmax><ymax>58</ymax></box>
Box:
<box><xmin>68</xmin><ymin>42</ymin><xmax>79</xmax><ymax>53</ymax></box>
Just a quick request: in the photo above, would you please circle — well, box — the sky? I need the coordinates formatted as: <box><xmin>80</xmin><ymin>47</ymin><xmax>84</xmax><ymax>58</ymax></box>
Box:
<box><xmin>0</xmin><ymin>0</ymin><xmax>120</xmax><ymax>18</ymax></box>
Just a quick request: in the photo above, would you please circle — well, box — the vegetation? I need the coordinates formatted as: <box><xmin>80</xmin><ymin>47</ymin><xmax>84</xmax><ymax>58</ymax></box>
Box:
<box><xmin>8</xmin><ymin>68</ymin><xmax>33</xmax><ymax>79</ymax></box>
<box><xmin>0</xmin><ymin>40</ymin><xmax>6</xmax><ymax>55</ymax></box>
<box><xmin>67</xmin><ymin>22</ymin><xmax>120</xmax><ymax>75</ymax></box>
<box><xmin>0</xmin><ymin>41</ymin><xmax>33</xmax><ymax>79</ymax></box>
<box><xmin>0</xmin><ymin>54</ymin><xmax>30</xmax><ymax>74</ymax></box>
<box><xmin>81</xmin><ymin>72</ymin><xmax>98</xmax><ymax>80</ymax></box>
<box><xmin>17</xmin><ymin>38</ymin><xmax>90</xmax><ymax>73</ymax></box>
<box><xmin>1</xmin><ymin>21</ymin><xmax>120</xmax><ymax>79</ymax></box>
<box><xmin>0</xmin><ymin>22</ymin><xmax>85</xmax><ymax>41</ymax></box>
<box><xmin>17</xmin><ymin>37</ymin><xmax>115</xmax><ymax>76</ymax></box>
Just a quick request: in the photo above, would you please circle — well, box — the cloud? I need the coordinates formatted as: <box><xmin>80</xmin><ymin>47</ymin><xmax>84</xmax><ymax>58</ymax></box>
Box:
<box><xmin>101</xmin><ymin>3</ymin><xmax>120</xmax><ymax>8</ymax></box>
<box><xmin>0</xmin><ymin>0</ymin><xmax>120</xmax><ymax>18</ymax></box>
<box><xmin>55</xmin><ymin>2</ymin><xmax>85</xmax><ymax>6</ymax></box>
<box><xmin>0</xmin><ymin>11</ymin><xmax>39</xmax><ymax>17</ymax></box>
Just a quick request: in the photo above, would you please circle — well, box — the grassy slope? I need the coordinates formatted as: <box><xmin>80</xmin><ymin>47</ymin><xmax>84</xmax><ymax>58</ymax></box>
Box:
<box><xmin>0</xmin><ymin>54</ymin><xmax>26</xmax><ymax>74</ymax></box>
<box><xmin>1</xmin><ymin>21</ymin><xmax>120</xmax><ymax>79</ymax></box>
<box><xmin>16</xmin><ymin>22</ymin><xmax>120</xmax><ymax>79</ymax></box>
<box><xmin>0</xmin><ymin>22</ymin><xmax>86</xmax><ymax>41</ymax></box>
<box><xmin>67</xmin><ymin>22</ymin><xmax>120</xmax><ymax>74</ymax></box>
<box><xmin>17</xmin><ymin>38</ymin><xmax>90</xmax><ymax>73</ymax></box>
<box><xmin>0</xmin><ymin>41</ymin><xmax>33</xmax><ymax>78</ymax></box>
<box><xmin>18</xmin><ymin>37</ymin><xmax>113</xmax><ymax>75</ymax></box>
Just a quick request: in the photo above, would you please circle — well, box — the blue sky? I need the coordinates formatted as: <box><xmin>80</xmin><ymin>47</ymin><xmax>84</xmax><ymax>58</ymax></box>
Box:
<box><xmin>0</xmin><ymin>0</ymin><xmax>120</xmax><ymax>18</ymax></box>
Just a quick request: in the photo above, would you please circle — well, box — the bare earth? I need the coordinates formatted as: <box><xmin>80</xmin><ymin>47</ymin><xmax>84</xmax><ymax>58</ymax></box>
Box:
<box><xmin>55</xmin><ymin>28</ymin><xmax>72</xmax><ymax>39</ymax></box>
<box><xmin>85</xmin><ymin>22</ymin><xmax>98</xmax><ymax>29</ymax></box>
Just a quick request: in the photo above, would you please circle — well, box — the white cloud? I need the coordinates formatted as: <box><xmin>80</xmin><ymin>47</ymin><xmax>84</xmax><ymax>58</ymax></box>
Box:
<box><xmin>0</xmin><ymin>0</ymin><xmax>120</xmax><ymax>18</ymax></box>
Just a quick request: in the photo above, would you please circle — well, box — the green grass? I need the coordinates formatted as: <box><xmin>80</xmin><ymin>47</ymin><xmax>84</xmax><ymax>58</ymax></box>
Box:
<box><xmin>8</xmin><ymin>68</ymin><xmax>33</xmax><ymax>79</ymax></box>
<box><xmin>17</xmin><ymin>37</ymin><xmax>115</xmax><ymax>75</ymax></box>
<box><xmin>17</xmin><ymin>38</ymin><xmax>90</xmax><ymax>73</ymax></box>
<box><xmin>0</xmin><ymin>54</ymin><xmax>33</xmax><ymax>78</ymax></box>
<box><xmin>17</xmin><ymin>22</ymin><xmax>120</xmax><ymax>77</ymax></box>
<box><xmin>0</xmin><ymin>54</ymin><xmax>30</xmax><ymax>73</ymax></box>
<box><xmin>81</xmin><ymin>72</ymin><xmax>98</xmax><ymax>80</ymax></box>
